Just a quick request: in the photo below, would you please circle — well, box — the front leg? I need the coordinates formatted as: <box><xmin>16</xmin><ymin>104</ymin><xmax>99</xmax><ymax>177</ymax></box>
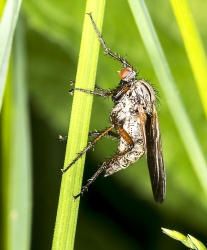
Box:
<box><xmin>69</xmin><ymin>87</ymin><xmax>109</xmax><ymax>97</ymax></box>
<box><xmin>69</xmin><ymin>80</ymin><xmax>128</xmax><ymax>98</ymax></box>
<box><xmin>69</xmin><ymin>80</ymin><xmax>114</xmax><ymax>97</ymax></box>
<box><xmin>69</xmin><ymin>85</ymin><xmax>122</xmax><ymax>98</ymax></box>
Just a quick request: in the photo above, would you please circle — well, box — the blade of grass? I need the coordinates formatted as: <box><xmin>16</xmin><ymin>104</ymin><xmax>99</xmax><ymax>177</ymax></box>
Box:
<box><xmin>1</xmin><ymin>17</ymin><xmax>32</xmax><ymax>250</ymax></box>
<box><xmin>0</xmin><ymin>0</ymin><xmax>22</xmax><ymax>112</ymax></box>
<box><xmin>0</xmin><ymin>0</ymin><xmax>6</xmax><ymax>17</ymax></box>
<box><xmin>170</xmin><ymin>0</ymin><xmax>207</xmax><ymax>119</ymax></box>
<box><xmin>1</xmin><ymin>61</ymin><xmax>13</xmax><ymax>250</ymax></box>
<box><xmin>52</xmin><ymin>1</ymin><xmax>106</xmax><ymax>250</ymax></box>
<box><xmin>162</xmin><ymin>228</ymin><xmax>207</xmax><ymax>250</ymax></box>
<box><xmin>128</xmin><ymin>0</ymin><xmax>207</xmax><ymax>196</ymax></box>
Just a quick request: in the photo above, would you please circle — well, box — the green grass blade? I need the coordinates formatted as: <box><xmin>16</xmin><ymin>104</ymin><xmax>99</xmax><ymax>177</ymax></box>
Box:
<box><xmin>170</xmin><ymin>0</ymin><xmax>207</xmax><ymax>119</ymax></box>
<box><xmin>52</xmin><ymin>1</ymin><xmax>106</xmax><ymax>250</ymax></box>
<box><xmin>1</xmin><ymin>17</ymin><xmax>32</xmax><ymax>250</ymax></box>
<box><xmin>0</xmin><ymin>1</ymin><xmax>5</xmax><ymax>17</ymax></box>
<box><xmin>162</xmin><ymin>228</ymin><xmax>207</xmax><ymax>250</ymax></box>
<box><xmin>0</xmin><ymin>0</ymin><xmax>22</xmax><ymax>112</ymax></box>
<box><xmin>128</xmin><ymin>0</ymin><xmax>207</xmax><ymax>195</ymax></box>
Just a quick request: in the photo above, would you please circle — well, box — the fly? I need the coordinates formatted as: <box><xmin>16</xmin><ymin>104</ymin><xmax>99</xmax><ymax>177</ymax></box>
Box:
<box><xmin>61</xmin><ymin>13</ymin><xmax>166</xmax><ymax>204</ymax></box>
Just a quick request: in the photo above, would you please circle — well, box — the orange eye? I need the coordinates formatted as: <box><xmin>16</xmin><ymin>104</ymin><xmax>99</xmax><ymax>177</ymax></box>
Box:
<box><xmin>119</xmin><ymin>68</ymin><xmax>131</xmax><ymax>79</ymax></box>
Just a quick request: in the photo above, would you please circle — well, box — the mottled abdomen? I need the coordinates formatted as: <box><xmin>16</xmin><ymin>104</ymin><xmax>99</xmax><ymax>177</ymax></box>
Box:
<box><xmin>105</xmin><ymin>115</ymin><xmax>145</xmax><ymax>176</ymax></box>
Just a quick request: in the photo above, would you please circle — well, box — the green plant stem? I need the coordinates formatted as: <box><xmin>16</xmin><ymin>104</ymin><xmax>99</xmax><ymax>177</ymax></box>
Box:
<box><xmin>170</xmin><ymin>0</ymin><xmax>207</xmax><ymax>119</ymax></box>
<box><xmin>0</xmin><ymin>0</ymin><xmax>22</xmax><ymax>111</ymax></box>
<box><xmin>52</xmin><ymin>1</ymin><xmax>106</xmax><ymax>250</ymax></box>
<box><xmin>1</xmin><ymin>17</ymin><xmax>32</xmax><ymax>250</ymax></box>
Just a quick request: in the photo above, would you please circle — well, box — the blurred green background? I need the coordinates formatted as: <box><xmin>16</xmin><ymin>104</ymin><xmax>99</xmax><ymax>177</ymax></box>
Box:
<box><xmin>1</xmin><ymin>0</ymin><xmax>207</xmax><ymax>249</ymax></box>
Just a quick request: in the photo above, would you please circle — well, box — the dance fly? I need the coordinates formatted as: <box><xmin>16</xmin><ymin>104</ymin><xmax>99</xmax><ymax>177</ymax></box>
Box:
<box><xmin>61</xmin><ymin>13</ymin><xmax>166</xmax><ymax>204</ymax></box>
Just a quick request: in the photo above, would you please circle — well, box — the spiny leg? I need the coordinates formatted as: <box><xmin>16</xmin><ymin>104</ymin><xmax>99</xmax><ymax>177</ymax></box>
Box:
<box><xmin>89</xmin><ymin>130</ymin><xmax>119</xmax><ymax>138</ymax></box>
<box><xmin>94</xmin><ymin>85</ymin><xmax>107</xmax><ymax>92</ymax></box>
<box><xmin>74</xmin><ymin>115</ymin><xmax>135</xmax><ymax>199</ymax></box>
<box><xmin>61</xmin><ymin>112</ymin><xmax>133</xmax><ymax>174</ymax></box>
<box><xmin>69</xmin><ymin>84</ymin><xmax>126</xmax><ymax>98</ymax></box>
<box><xmin>69</xmin><ymin>87</ymin><xmax>113</xmax><ymax>97</ymax></box>
<box><xmin>69</xmin><ymin>80</ymin><xmax>132</xmax><ymax>100</ymax></box>
<box><xmin>59</xmin><ymin>130</ymin><xmax>119</xmax><ymax>142</ymax></box>
<box><xmin>73</xmin><ymin>146</ymin><xmax>133</xmax><ymax>199</ymax></box>
<box><xmin>61</xmin><ymin>125</ymin><xmax>114</xmax><ymax>173</ymax></box>
<box><xmin>87</xmin><ymin>13</ymin><xmax>132</xmax><ymax>69</ymax></box>
<box><xmin>69</xmin><ymin>79</ymin><xmax>114</xmax><ymax>97</ymax></box>
<box><xmin>70</xmin><ymin>80</ymin><xmax>108</xmax><ymax>93</ymax></box>
<box><xmin>61</xmin><ymin>99</ymin><xmax>132</xmax><ymax>145</ymax></box>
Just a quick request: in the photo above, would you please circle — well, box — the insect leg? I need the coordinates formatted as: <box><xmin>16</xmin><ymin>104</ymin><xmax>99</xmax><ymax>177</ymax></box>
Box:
<box><xmin>87</xmin><ymin>13</ymin><xmax>132</xmax><ymax>69</ymax></box>
<box><xmin>69</xmin><ymin>80</ymin><xmax>131</xmax><ymax>99</ymax></box>
<box><xmin>110</xmin><ymin>113</ymin><xmax>134</xmax><ymax>147</ymax></box>
<box><xmin>89</xmin><ymin>130</ymin><xmax>119</xmax><ymax>138</ymax></box>
<box><xmin>94</xmin><ymin>85</ymin><xmax>107</xmax><ymax>92</ymax></box>
<box><xmin>61</xmin><ymin>125</ymin><xmax>114</xmax><ymax>173</ymax></box>
<box><xmin>69</xmin><ymin>85</ymin><xmax>121</xmax><ymax>98</ymax></box>
<box><xmin>59</xmin><ymin>130</ymin><xmax>118</xmax><ymax>143</ymax></box>
<box><xmin>73</xmin><ymin>113</ymin><xmax>134</xmax><ymax>199</ymax></box>
<box><xmin>69</xmin><ymin>81</ymin><xmax>109</xmax><ymax>93</ymax></box>
<box><xmin>73</xmin><ymin>146</ymin><xmax>132</xmax><ymax>199</ymax></box>
<box><xmin>69</xmin><ymin>87</ymin><xmax>108</xmax><ymax>97</ymax></box>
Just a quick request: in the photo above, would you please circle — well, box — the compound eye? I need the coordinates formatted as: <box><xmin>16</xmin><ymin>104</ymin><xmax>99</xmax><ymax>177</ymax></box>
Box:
<box><xmin>119</xmin><ymin>68</ymin><xmax>131</xmax><ymax>80</ymax></box>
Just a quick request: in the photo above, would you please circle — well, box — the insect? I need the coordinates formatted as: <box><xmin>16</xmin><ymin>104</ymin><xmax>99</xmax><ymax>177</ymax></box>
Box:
<box><xmin>61</xmin><ymin>13</ymin><xmax>166</xmax><ymax>204</ymax></box>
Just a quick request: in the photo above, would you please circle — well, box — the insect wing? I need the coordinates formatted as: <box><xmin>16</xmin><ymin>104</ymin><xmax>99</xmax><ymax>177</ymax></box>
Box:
<box><xmin>145</xmin><ymin>105</ymin><xmax>166</xmax><ymax>204</ymax></box>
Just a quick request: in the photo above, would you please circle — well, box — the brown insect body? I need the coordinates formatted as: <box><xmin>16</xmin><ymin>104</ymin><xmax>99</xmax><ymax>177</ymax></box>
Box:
<box><xmin>106</xmin><ymin>79</ymin><xmax>154</xmax><ymax>176</ymax></box>
<box><xmin>107</xmin><ymin>77</ymin><xmax>165</xmax><ymax>203</ymax></box>
<box><xmin>62</xmin><ymin>13</ymin><xmax>166</xmax><ymax>204</ymax></box>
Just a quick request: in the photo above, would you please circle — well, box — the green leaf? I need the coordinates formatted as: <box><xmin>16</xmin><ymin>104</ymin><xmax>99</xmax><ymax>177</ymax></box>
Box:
<box><xmin>188</xmin><ymin>235</ymin><xmax>207</xmax><ymax>250</ymax></box>
<box><xmin>1</xmin><ymin>17</ymin><xmax>32</xmax><ymax>250</ymax></box>
<box><xmin>162</xmin><ymin>228</ymin><xmax>206</xmax><ymax>250</ymax></box>
<box><xmin>0</xmin><ymin>0</ymin><xmax>22</xmax><ymax>111</ymax></box>
<box><xmin>170</xmin><ymin>0</ymin><xmax>207</xmax><ymax>119</ymax></box>
<box><xmin>162</xmin><ymin>228</ymin><xmax>187</xmax><ymax>241</ymax></box>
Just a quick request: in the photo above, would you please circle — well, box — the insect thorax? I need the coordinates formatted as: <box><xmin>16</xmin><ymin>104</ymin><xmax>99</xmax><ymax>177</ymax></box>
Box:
<box><xmin>105</xmin><ymin>80</ymin><xmax>155</xmax><ymax>176</ymax></box>
<box><xmin>111</xmin><ymin>79</ymin><xmax>155</xmax><ymax>122</ymax></box>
